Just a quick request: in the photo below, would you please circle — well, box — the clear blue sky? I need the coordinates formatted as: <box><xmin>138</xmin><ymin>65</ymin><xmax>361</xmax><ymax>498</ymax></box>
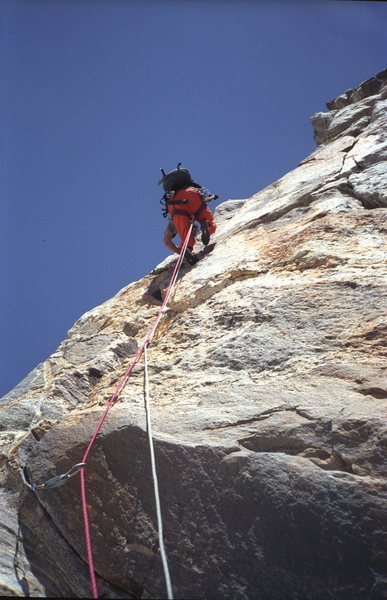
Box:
<box><xmin>1</xmin><ymin>0</ymin><xmax>386</xmax><ymax>396</ymax></box>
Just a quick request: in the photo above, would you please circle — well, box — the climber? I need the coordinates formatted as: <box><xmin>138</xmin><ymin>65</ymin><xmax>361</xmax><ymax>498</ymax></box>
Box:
<box><xmin>159</xmin><ymin>164</ymin><xmax>218</xmax><ymax>265</ymax></box>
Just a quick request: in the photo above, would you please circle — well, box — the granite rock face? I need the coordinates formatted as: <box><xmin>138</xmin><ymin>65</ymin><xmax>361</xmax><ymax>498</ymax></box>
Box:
<box><xmin>1</xmin><ymin>73</ymin><xmax>386</xmax><ymax>599</ymax></box>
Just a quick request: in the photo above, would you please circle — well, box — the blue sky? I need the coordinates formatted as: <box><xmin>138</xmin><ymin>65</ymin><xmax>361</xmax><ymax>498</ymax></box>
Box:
<box><xmin>1</xmin><ymin>0</ymin><xmax>386</xmax><ymax>396</ymax></box>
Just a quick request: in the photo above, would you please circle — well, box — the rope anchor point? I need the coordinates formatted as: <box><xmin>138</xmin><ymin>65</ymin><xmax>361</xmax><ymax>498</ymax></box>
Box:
<box><xmin>22</xmin><ymin>462</ymin><xmax>86</xmax><ymax>492</ymax></box>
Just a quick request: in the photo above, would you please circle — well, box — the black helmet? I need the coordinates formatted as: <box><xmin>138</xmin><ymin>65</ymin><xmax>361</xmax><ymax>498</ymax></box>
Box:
<box><xmin>158</xmin><ymin>163</ymin><xmax>194</xmax><ymax>192</ymax></box>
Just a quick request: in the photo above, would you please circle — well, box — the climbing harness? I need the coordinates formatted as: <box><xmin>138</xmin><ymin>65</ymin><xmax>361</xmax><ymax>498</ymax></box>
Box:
<box><xmin>167</xmin><ymin>197</ymin><xmax>208</xmax><ymax>220</ymax></box>
<box><xmin>79</xmin><ymin>224</ymin><xmax>193</xmax><ymax>599</ymax></box>
<box><xmin>22</xmin><ymin>463</ymin><xmax>86</xmax><ymax>492</ymax></box>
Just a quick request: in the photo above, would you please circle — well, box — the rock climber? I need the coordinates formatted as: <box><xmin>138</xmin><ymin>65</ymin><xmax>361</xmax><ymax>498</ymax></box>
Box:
<box><xmin>159</xmin><ymin>164</ymin><xmax>218</xmax><ymax>265</ymax></box>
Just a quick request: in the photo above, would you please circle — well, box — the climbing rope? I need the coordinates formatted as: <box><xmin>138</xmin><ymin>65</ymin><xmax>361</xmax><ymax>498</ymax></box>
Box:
<box><xmin>80</xmin><ymin>224</ymin><xmax>193</xmax><ymax>599</ymax></box>
<box><xmin>144</xmin><ymin>344</ymin><xmax>174</xmax><ymax>600</ymax></box>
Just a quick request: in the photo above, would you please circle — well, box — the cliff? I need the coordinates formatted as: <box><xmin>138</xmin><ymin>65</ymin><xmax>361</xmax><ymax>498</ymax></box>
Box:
<box><xmin>1</xmin><ymin>70</ymin><xmax>386</xmax><ymax>600</ymax></box>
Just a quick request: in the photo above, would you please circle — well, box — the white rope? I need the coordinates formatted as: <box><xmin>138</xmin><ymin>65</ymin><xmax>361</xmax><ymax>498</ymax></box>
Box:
<box><xmin>144</xmin><ymin>344</ymin><xmax>174</xmax><ymax>599</ymax></box>
<box><xmin>141</xmin><ymin>223</ymin><xmax>194</xmax><ymax>598</ymax></box>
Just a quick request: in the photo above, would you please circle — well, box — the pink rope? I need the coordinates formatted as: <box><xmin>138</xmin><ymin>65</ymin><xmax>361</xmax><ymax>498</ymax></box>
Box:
<box><xmin>80</xmin><ymin>225</ymin><xmax>193</xmax><ymax>598</ymax></box>
<box><xmin>80</xmin><ymin>468</ymin><xmax>98</xmax><ymax>599</ymax></box>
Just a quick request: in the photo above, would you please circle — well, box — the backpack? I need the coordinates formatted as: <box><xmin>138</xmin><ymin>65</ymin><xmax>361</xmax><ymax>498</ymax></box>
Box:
<box><xmin>159</xmin><ymin>163</ymin><xmax>194</xmax><ymax>193</ymax></box>
<box><xmin>159</xmin><ymin>163</ymin><xmax>217</xmax><ymax>218</ymax></box>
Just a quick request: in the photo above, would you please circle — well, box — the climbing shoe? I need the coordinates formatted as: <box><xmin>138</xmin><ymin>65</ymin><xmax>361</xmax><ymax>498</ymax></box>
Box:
<box><xmin>184</xmin><ymin>249</ymin><xmax>198</xmax><ymax>265</ymax></box>
<box><xmin>200</xmin><ymin>220</ymin><xmax>210</xmax><ymax>245</ymax></box>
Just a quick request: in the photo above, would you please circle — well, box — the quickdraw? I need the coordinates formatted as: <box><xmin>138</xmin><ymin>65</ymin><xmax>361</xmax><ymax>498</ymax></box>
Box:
<box><xmin>22</xmin><ymin>462</ymin><xmax>86</xmax><ymax>491</ymax></box>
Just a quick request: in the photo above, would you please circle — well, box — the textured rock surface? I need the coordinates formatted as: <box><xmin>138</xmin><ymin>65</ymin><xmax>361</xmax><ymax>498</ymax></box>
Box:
<box><xmin>1</xmin><ymin>73</ymin><xmax>386</xmax><ymax>599</ymax></box>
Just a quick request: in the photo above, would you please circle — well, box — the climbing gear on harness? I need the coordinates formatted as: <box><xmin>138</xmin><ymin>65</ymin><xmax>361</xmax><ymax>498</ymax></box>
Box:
<box><xmin>199</xmin><ymin>190</ymin><xmax>219</xmax><ymax>202</ymax></box>
<box><xmin>22</xmin><ymin>462</ymin><xmax>86</xmax><ymax>492</ymax></box>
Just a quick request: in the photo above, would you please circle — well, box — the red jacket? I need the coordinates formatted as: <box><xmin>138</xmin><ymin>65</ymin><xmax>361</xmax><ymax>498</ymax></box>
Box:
<box><xmin>167</xmin><ymin>187</ymin><xmax>207</xmax><ymax>221</ymax></box>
